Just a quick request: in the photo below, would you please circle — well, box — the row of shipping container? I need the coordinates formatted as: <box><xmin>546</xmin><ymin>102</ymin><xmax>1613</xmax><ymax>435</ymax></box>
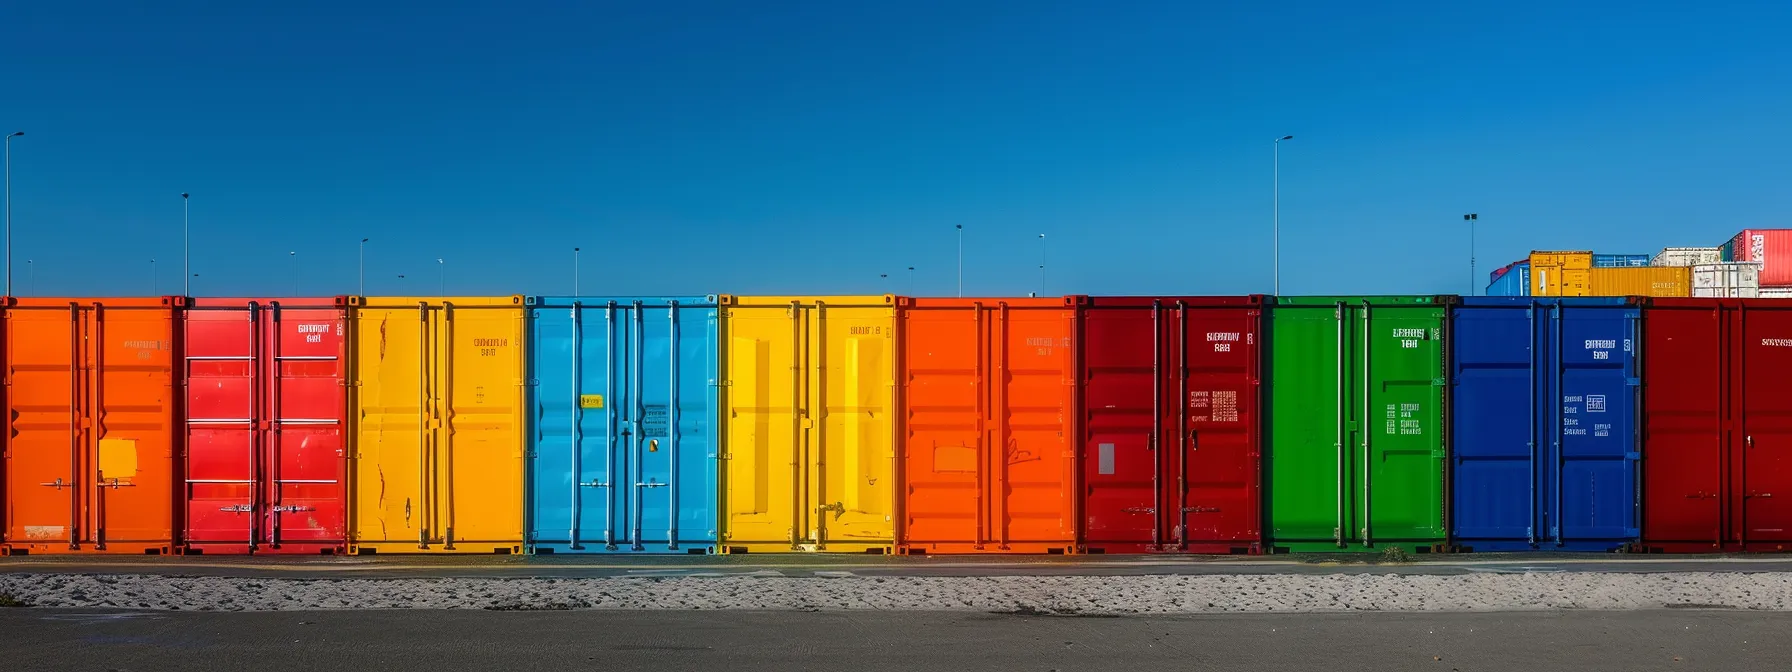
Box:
<box><xmin>1487</xmin><ymin>230</ymin><xmax>1792</xmax><ymax>298</ymax></box>
<box><xmin>2</xmin><ymin>294</ymin><xmax>1788</xmax><ymax>556</ymax></box>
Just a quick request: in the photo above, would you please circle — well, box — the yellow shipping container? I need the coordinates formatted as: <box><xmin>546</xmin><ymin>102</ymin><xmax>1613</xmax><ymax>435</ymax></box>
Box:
<box><xmin>1588</xmin><ymin>266</ymin><xmax>1691</xmax><ymax>297</ymax></box>
<box><xmin>1529</xmin><ymin>251</ymin><xmax>1596</xmax><ymax>296</ymax></box>
<box><xmin>718</xmin><ymin>295</ymin><xmax>897</xmax><ymax>553</ymax></box>
<box><xmin>351</xmin><ymin>296</ymin><xmax>527</xmax><ymax>554</ymax></box>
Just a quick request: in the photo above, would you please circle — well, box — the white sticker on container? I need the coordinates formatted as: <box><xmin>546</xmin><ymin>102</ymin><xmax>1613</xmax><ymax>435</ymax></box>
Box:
<box><xmin>1098</xmin><ymin>443</ymin><xmax>1116</xmax><ymax>475</ymax></box>
<box><xmin>1586</xmin><ymin>395</ymin><xmax>1606</xmax><ymax>413</ymax></box>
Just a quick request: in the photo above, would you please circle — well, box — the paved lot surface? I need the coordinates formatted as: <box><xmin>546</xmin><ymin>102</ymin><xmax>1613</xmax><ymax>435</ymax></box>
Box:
<box><xmin>4</xmin><ymin>553</ymin><xmax>1792</xmax><ymax>578</ymax></box>
<box><xmin>0</xmin><ymin>607</ymin><xmax>1785</xmax><ymax>671</ymax></box>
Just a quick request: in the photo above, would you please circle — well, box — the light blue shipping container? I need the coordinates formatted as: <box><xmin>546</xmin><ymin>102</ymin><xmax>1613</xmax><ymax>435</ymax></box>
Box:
<box><xmin>1592</xmin><ymin>253</ymin><xmax>1651</xmax><ymax>268</ymax></box>
<box><xmin>526</xmin><ymin>296</ymin><xmax>719</xmax><ymax>554</ymax></box>
<box><xmin>1486</xmin><ymin>262</ymin><xmax>1531</xmax><ymax>296</ymax></box>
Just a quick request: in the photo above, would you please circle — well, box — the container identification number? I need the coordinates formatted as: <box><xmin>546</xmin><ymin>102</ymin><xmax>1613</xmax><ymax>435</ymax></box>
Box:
<box><xmin>297</xmin><ymin>323</ymin><xmax>335</xmax><ymax>343</ymax></box>
<box><xmin>475</xmin><ymin>338</ymin><xmax>507</xmax><ymax>357</ymax></box>
<box><xmin>1207</xmin><ymin>332</ymin><xmax>1240</xmax><ymax>352</ymax></box>
<box><xmin>1026</xmin><ymin>336</ymin><xmax>1072</xmax><ymax>356</ymax></box>
<box><xmin>849</xmin><ymin>326</ymin><xmax>882</xmax><ymax>335</ymax></box>
<box><xmin>1391</xmin><ymin>328</ymin><xmax>1436</xmax><ymax>349</ymax></box>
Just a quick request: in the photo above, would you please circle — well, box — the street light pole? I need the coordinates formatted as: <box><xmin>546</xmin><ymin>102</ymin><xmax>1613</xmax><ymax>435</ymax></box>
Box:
<box><xmin>151</xmin><ymin>259</ymin><xmax>157</xmax><ymax>296</ymax></box>
<box><xmin>1273</xmin><ymin>135</ymin><xmax>1293</xmax><ymax>295</ymax></box>
<box><xmin>1038</xmin><ymin>233</ymin><xmax>1047</xmax><ymax>296</ymax></box>
<box><xmin>437</xmin><ymin>258</ymin><xmax>444</xmax><ymax>298</ymax></box>
<box><xmin>289</xmin><ymin>251</ymin><xmax>297</xmax><ymax>295</ymax></box>
<box><xmin>6</xmin><ymin>131</ymin><xmax>23</xmax><ymax>297</ymax></box>
<box><xmin>26</xmin><ymin>259</ymin><xmax>32</xmax><ymax>296</ymax></box>
<box><xmin>182</xmin><ymin>193</ymin><xmax>190</xmax><ymax>296</ymax></box>
<box><xmin>906</xmin><ymin>266</ymin><xmax>915</xmax><ymax>296</ymax></box>
<box><xmin>956</xmin><ymin>224</ymin><xmax>964</xmax><ymax>298</ymax></box>
<box><xmin>573</xmin><ymin>247</ymin><xmax>581</xmax><ymax>295</ymax></box>
<box><xmin>1464</xmin><ymin>214</ymin><xmax>1479</xmax><ymax>296</ymax></box>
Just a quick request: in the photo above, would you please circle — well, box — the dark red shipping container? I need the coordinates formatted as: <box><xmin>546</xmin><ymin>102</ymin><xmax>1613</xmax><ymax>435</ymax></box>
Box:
<box><xmin>182</xmin><ymin>298</ymin><xmax>353</xmax><ymax>554</ymax></box>
<box><xmin>1642</xmin><ymin>298</ymin><xmax>1792</xmax><ymax>553</ymax></box>
<box><xmin>1079</xmin><ymin>296</ymin><xmax>1264</xmax><ymax>554</ymax></box>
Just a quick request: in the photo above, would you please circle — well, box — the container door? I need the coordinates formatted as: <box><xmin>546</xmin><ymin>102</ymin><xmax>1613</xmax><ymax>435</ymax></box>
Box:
<box><xmin>901</xmin><ymin>305</ymin><xmax>981</xmax><ymax>546</ymax></box>
<box><xmin>813</xmin><ymin>304</ymin><xmax>894</xmax><ymax>548</ymax></box>
<box><xmin>184</xmin><ymin>307</ymin><xmax>259</xmax><ymax>547</ymax></box>
<box><xmin>1738</xmin><ymin>305</ymin><xmax>1792</xmax><ymax>545</ymax></box>
<box><xmin>627</xmin><ymin>302</ymin><xmax>716</xmax><ymax>551</ymax></box>
<box><xmin>1449</xmin><ymin>304</ymin><xmax>1535</xmax><ymax>544</ymax></box>
<box><xmin>269</xmin><ymin>306</ymin><xmax>348</xmax><ymax>549</ymax></box>
<box><xmin>1553</xmin><ymin>305</ymin><xmax>1640</xmax><ymax>544</ymax></box>
<box><xmin>1269</xmin><ymin>304</ymin><xmax>1349</xmax><ymax>545</ymax></box>
<box><xmin>1178</xmin><ymin>303</ymin><xmax>1260</xmax><ymax>547</ymax></box>
<box><xmin>354</xmin><ymin>305</ymin><xmax>433</xmax><ymax>547</ymax></box>
<box><xmin>7</xmin><ymin>305</ymin><xmax>87</xmax><ymax>549</ymax></box>
<box><xmin>96</xmin><ymin>306</ymin><xmax>179</xmax><ymax>549</ymax></box>
<box><xmin>1081</xmin><ymin>307</ymin><xmax>1157</xmax><ymax>546</ymax></box>
<box><xmin>992</xmin><ymin>305</ymin><xmax>1075</xmax><ymax>547</ymax></box>
<box><xmin>441</xmin><ymin>304</ymin><xmax>525</xmax><ymax>548</ymax></box>
<box><xmin>722</xmin><ymin>304</ymin><xmax>802</xmax><ymax>548</ymax></box>
<box><xmin>528</xmin><ymin>302</ymin><xmax>617</xmax><ymax>549</ymax></box>
<box><xmin>1360</xmin><ymin>303</ymin><xmax>1446</xmax><ymax>544</ymax></box>
<box><xmin>1641</xmin><ymin>305</ymin><xmax>1725</xmax><ymax>546</ymax></box>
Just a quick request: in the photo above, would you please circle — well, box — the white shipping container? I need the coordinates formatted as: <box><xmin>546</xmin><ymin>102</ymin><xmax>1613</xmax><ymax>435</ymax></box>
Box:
<box><xmin>1654</xmin><ymin>247</ymin><xmax>1723</xmax><ymax>267</ymax></box>
<box><xmin>1693</xmin><ymin>262</ymin><xmax>1763</xmax><ymax>298</ymax></box>
<box><xmin>1760</xmin><ymin>286</ymin><xmax>1792</xmax><ymax>298</ymax></box>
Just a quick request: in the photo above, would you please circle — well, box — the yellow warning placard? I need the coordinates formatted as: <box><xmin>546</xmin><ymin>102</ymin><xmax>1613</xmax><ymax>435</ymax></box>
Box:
<box><xmin>580</xmin><ymin>394</ymin><xmax>604</xmax><ymax>409</ymax></box>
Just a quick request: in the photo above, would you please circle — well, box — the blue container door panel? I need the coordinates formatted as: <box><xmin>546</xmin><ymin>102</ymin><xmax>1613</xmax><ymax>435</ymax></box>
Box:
<box><xmin>1551</xmin><ymin>306</ymin><xmax>1641</xmax><ymax>546</ymax></box>
<box><xmin>528</xmin><ymin>298</ymin><xmax>718</xmax><ymax>554</ymax></box>
<box><xmin>1451</xmin><ymin>306</ymin><xmax>1537</xmax><ymax>545</ymax></box>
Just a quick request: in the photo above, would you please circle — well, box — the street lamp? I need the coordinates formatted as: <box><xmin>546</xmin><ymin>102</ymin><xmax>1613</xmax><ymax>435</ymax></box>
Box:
<box><xmin>1273</xmin><ymin>135</ymin><xmax>1293</xmax><ymax>295</ymax></box>
<box><xmin>151</xmin><ymin>259</ymin><xmax>157</xmax><ymax>296</ymax></box>
<box><xmin>289</xmin><ymin>251</ymin><xmax>297</xmax><ymax>296</ymax></box>
<box><xmin>26</xmin><ymin>259</ymin><xmax>32</xmax><ymax>296</ymax></box>
<box><xmin>437</xmin><ymin>258</ymin><xmax>444</xmax><ymax>298</ymax></box>
<box><xmin>906</xmin><ymin>266</ymin><xmax>915</xmax><ymax>296</ymax></box>
<box><xmin>573</xmin><ymin>247</ymin><xmax>581</xmax><ymax>296</ymax></box>
<box><xmin>1037</xmin><ymin>233</ymin><xmax>1047</xmax><ymax>295</ymax></box>
<box><xmin>1464</xmin><ymin>214</ymin><xmax>1479</xmax><ymax>296</ymax></box>
<box><xmin>181</xmin><ymin>193</ymin><xmax>190</xmax><ymax>296</ymax></box>
<box><xmin>6</xmin><ymin>131</ymin><xmax>23</xmax><ymax>296</ymax></box>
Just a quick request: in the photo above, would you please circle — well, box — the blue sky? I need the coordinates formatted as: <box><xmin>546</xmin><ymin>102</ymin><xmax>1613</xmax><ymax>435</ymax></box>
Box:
<box><xmin>3</xmin><ymin>1</ymin><xmax>1788</xmax><ymax>298</ymax></box>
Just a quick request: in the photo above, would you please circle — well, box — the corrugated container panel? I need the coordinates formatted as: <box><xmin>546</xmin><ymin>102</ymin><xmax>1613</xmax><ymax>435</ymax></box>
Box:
<box><xmin>1450</xmin><ymin>298</ymin><xmax>1640</xmax><ymax>552</ymax></box>
<box><xmin>1079</xmin><ymin>296</ymin><xmax>1263</xmax><ymax>555</ymax></box>
<box><xmin>1266</xmin><ymin>296</ymin><xmax>1448</xmax><ymax>554</ymax></box>
<box><xmin>1588</xmin><ymin>267</ymin><xmax>1691</xmax><ymax>297</ymax></box>
<box><xmin>718</xmin><ymin>295</ymin><xmax>896</xmax><ymax>554</ymax></box>
<box><xmin>898</xmin><ymin>297</ymin><xmax>1077</xmax><ymax>554</ymax></box>
<box><xmin>1642</xmin><ymin>298</ymin><xmax>1792</xmax><ymax>552</ymax></box>
<box><xmin>183</xmin><ymin>298</ymin><xmax>352</xmax><ymax>555</ymax></box>
<box><xmin>526</xmin><ymin>297</ymin><xmax>719</xmax><ymax>555</ymax></box>
<box><xmin>1653</xmin><ymin>247</ymin><xmax>1723</xmax><ymax>267</ymax></box>
<box><xmin>1726</xmin><ymin>229</ymin><xmax>1792</xmax><ymax>286</ymax></box>
<box><xmin>351</xmin><ymin>296</ymin><xmax>526</xmax><ymax>555</ymax></box>
<box><xmin>1593</xmin><ymin>254</ymin><xmax>1651</xmax><ymax>268</ymax></box>
<box><xmin>1486</xmin><ymin>262</ymin><xmax>1531</xmax><ymax>297</ymax></box>
<box><xmin>1692</xmin><ymin>263</ymin><xmax>1762</xmax><ymax>298</ymax></box>
<box><xmin>4</xmin><ymin>297</ymin><xmax>184</xmax><ymax>555</ymax></box>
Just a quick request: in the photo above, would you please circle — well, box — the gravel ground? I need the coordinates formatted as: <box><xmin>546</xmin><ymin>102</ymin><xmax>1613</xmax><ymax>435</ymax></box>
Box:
<box><xmin>4</xmin><ymin>571</ymin><xmax>1792</xmax><ymax>613</ymax></box>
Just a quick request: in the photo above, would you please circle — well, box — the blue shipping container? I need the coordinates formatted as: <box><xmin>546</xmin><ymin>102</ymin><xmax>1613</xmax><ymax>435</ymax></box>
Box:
<box><xmin>1485</xmin><ymin>262</ymin><xmax>1531</xmax><ymax>297</ymax></box>
<box><xmin>1449</xmin><ymin>297</ymin><xmax>1640</xmax><ymax>552</ymax></box>
<box><xmin>526</xmin><ymin>296</ymin><xmax>719</xmax><ymax>553</ymax></box>
<box><xmin>1592</xmin><ymin>254</ymin><xmax>1651</xmax><ymax>268</ymax></box>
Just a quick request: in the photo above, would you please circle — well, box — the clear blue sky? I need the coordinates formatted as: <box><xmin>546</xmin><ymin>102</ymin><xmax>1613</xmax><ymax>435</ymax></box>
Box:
<box><xmin>4</xmin><ymin>1</ymin><xmax>1789</xmax><ymax>298</ymax></box>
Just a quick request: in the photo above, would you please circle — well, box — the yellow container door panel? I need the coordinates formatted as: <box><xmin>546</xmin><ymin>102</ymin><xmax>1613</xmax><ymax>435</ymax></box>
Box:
<box><xmin>722</xmin><ymin>317</ymin><xmax>800</xmax><ymax>549</ymax></box>
<box><xmin>818</xmin><ymin>328</ymin><xmax>894</xmax><ymax>546</ymax></box>
<box><xmin>442</xmin><ymin>306</ymin><xmax>526</xmax><ymax>548</ymax></box>
<box><xmin>353</xmin><ymin>307</ymin><xmax>430</xmax><ymax>547</ymax></box>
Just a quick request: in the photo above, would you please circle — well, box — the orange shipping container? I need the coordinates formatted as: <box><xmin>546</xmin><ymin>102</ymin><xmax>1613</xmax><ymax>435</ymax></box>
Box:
<box><xmin>3</xmin><ymin>297</ymin><xmax>184</xmax><ymax>555</ymax></box>
<box><xmin>897</xmin><ymin>297</ymin><xmax>1079</xmax><ymax>554</ymax></box>
<box><xmin>1588</xmin><ymin>266</ymin><xmax>1692</xmax><ymax>297</ymax></box>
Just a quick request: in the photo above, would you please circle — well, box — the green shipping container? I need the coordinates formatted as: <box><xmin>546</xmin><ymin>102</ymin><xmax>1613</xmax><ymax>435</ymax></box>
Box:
<box><xmin>1266</xmin><ymin>296</ymin><xmax>1449</xmax><ymax>554</ymax></box>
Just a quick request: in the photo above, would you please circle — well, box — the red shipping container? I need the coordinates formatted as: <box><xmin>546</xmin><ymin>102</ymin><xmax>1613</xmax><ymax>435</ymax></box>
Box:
<box><xmin>1727</xmin><ymin>229</ymin><xmax>1792</xmax><ymax>286</ymax></box>
<box><xmin>183</xmin><ymin>298</ymin><xmax>352</xmax><ymax>554</ymax></box>
<box><xmin>897</xmin><ymin>297</ymin><xmax>1079</xmax><ymax>554</ymax></box>
<box><xmin>1642</xmin><ymin>298</ymin><xmax>1792</xmax><ymax>552</ymax></box>
<box><xmin>3</xmin><ymin>297</ymin><xmax>184</xmax><ymax>555</ymax></box>
<box><xmin>1079</xmin><ymin>296</ymin><xmax>1263</xmax><ymax>554</ymax></box>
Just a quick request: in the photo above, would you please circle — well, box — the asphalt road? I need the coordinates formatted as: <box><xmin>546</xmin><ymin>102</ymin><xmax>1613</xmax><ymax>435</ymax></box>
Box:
<box><xmin>0</xmin><ymin>608</ymin><xmax>1784</xmax><ymax>671</ymax></box>
<box><xmin>4</xmin><ymin>552</ymin><xmax>1792</xmax><ymax>579</ymax></box>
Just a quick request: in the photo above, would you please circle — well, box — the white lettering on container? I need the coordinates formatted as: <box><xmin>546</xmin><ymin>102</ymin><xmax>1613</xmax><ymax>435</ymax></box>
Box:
<box><xmin>1584</xmin><ymin>339</ymin><xmax>1616</xmax><ymax>349</ymax></box>
<box><xmin>1762</xmin><ymin>338</ymin><xmax>1792</xmax><ymax>348</ymax></box>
